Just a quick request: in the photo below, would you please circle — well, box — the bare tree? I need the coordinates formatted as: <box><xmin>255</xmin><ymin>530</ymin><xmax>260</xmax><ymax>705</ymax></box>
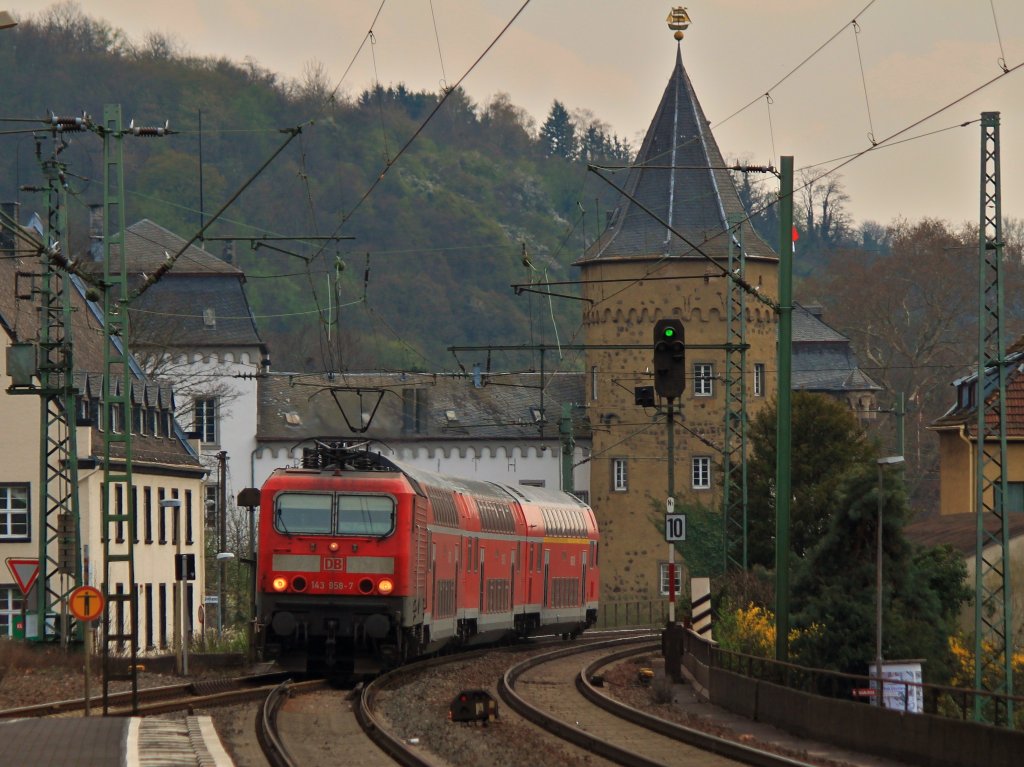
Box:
<box><xmin>800</xmin><ymin>218</ymin><xmax>978</xmax><ymax>509</ymax></box>
<box><xmin>293</xmin><ymin>59</ymin><xmax>337</xmax><ymax>111</ymax></box>
<box><xmin>128</xmin><ymin>306</ymin><xmax>243</xmax><ymax>431</ymax></box>
<box><xmin>797</xmin><ymin>170</ymin><xmax>852</xmax><ymax>249</ymax></box>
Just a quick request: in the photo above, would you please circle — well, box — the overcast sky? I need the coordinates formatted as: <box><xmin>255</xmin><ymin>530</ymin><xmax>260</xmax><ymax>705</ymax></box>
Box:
<box><xmin>9</xmin><ymin>0</ymin><xmax>1024</xmax><ymax>228</ymax></box>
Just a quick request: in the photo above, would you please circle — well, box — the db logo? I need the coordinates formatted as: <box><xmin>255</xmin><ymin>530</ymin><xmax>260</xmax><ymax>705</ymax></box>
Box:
<box><xmin>323</xmin><ymin>557</ymin><xmax>345</xmax><ymax>571</ymax></box>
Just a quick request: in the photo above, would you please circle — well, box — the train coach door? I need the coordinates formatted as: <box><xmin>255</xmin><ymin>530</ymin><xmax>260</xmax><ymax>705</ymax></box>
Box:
<box><xmin>478</xmin><ymin>548</ymin><xmax>486</xmax><ymax>613</ymax></box>
<box><xmin>414</xmin><ymin>498</ymin><xmax>428</xmax><ymax>619</ymax></box>
<box><xmin>581</xmin><ymin>551</ymin><xmax>587</xmax><ymax>607</ymax></box>
<box><xmin>510</xmin><ymin>546</ymin><xmax>517</xmax><ymax>615</ymax></box>
<box><xmin>429</xmin><ymin>533</ymin><xmax>436</xmax><ymax>618</ymax></box>
<box><xmin>453</xmin><ymin>541</ymin><xmax>459</xmax><ymax>618</ymax></box>
<box><xmin>543</xmin><ymin>549</ymin><xmax>550</xmax><ymax>608</ymax></box>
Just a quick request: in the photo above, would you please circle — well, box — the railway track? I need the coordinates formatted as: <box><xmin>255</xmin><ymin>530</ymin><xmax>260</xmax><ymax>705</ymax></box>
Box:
<box><xmin>498</xmin><ymin>636</ymin><xmax>819</xmax><ymax>767</ymax></box>
<box><xmin>250</xmin><ymin>631</ymin><xmax>656</xmax><ymax>766</ymax></box>
<box><xmin>0</xmin><ymin>671</ymin><xmax>313</xmax><ymax>719</ymax></box>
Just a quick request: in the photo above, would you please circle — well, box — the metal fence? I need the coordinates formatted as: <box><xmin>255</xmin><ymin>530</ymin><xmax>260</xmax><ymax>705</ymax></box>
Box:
<box><xmin>683</xmin><ymin>629</ymin><xmax>1024</xmax><ymax>730</ymax></box>
<box><xmin>596</xmin><ymin>600</ymin><xmax>670</xmax><ymax>629</ymax></box>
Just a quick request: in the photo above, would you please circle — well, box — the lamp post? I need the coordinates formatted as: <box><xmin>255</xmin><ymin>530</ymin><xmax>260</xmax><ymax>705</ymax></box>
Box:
<box><xmin>875</xmin><ymin>455</ymin><xmax>904</xmax><ymax>705</ymax></box>
<box><xmin>216</xmin><ymin>550</ymin><xmax>235</xmax><ymax>642</ymax></box>
<box><xmin>161</xmin><ymin>498</ymin><xmax>185</xmax><ymax>675</ymax></box>
<box><xmin>206</xmin><ymin>498</ymin><xmax>217</xmax><ymax>634</ymax></box>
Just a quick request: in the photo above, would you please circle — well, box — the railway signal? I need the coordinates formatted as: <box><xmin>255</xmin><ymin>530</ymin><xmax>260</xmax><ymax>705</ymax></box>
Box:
<box><xmin>653</xmin><ymin>319</ymin><xmax>686</xmax><ymax>398</ymax></box>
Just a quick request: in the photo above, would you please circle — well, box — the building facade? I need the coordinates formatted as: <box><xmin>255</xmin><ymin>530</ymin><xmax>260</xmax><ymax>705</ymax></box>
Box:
<box><xmin>575</xmin><ymin>44</ymin><xmax>779</xmax><ymax>600</ymax></box>
<box><xmin>252</xmin><ymin>371</ymin><xmax>591</xmax><ymax>497</ymax></box>
<box><xmin>0</xmin><ymin>211</ymin><xmax>205</xmax><ymax>646</ymax></box>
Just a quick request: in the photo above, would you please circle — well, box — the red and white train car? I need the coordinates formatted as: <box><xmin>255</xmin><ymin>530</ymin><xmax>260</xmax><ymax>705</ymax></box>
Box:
<box><xmin>255</xmin><ymin>445</ymin><xmax>599</xmax><ymax>674</ymax></box>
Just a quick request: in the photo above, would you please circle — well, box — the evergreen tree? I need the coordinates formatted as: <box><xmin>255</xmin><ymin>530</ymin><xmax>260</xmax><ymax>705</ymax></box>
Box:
<box><xmin>539</xmin><ymin>100</ymin><xmax>577</xmax><ymax>159</ymax></box>
<box><xmin>747</xmin><ymin>392</ymin><xmax>877</xmax><ymax>568</ymax></box>
<box><xmin>790</xmin><ymin>464</ymin><xmax>970</xmax><ymax>682</ymax></box>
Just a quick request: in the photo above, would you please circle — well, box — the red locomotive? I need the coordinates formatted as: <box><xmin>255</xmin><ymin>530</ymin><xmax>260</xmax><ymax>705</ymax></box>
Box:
<box><xmin>255</xmin><ymin>444</ymin><xmax>599</xmax><ymax>675</ymax></box>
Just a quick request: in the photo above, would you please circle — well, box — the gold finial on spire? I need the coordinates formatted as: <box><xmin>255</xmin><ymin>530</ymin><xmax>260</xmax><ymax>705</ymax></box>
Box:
<box><xmin>667</xmin><ymin>7</ymin><xmax>690</xmax><ymax>41</ymax></box>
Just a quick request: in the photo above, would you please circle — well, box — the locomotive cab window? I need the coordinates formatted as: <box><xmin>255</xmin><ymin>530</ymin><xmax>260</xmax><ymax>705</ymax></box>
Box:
<box><xmin>275</xmin><ymin>493</ymin><xmax>332</xmax><ymax>534</ymax></box>
<box><xmin>337</xmin><ymin>494</ymin><xmax>395</xmax><ymax>536</ymax></box>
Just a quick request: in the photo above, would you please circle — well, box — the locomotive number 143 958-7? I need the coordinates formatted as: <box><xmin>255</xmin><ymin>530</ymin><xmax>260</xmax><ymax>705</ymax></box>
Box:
<box><xmin>310</xmin><ymin>580</ymin><xmax>357</xmax><ymax>591</ymax></box>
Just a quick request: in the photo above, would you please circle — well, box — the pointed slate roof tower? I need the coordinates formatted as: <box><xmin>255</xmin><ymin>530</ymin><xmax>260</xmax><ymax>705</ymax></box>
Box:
<box><xmin>577</xmin><ymin>17</ymin><xmax>779</xmax><ymax>601</ymax></box>
<box><xmin>579</xmin><ymin>46</ymin><xmax>777</xmax><ymax>264</ymax></box>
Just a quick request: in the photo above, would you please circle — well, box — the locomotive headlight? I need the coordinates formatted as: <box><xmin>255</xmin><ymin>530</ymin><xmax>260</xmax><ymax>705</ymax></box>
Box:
<box><xmin>377</xmin><ymin>578</ymin><xmax>394</xmax><ymax>595</ymax></box>
<box><xmin>328</xmin><ymin>541</ymin><xmax>340</xmax><ymax>552</ymax></box>
<box><xmin>272</xmin><ymin>576</ymin><xmax>288</xmax><ymax>592</ymax></box>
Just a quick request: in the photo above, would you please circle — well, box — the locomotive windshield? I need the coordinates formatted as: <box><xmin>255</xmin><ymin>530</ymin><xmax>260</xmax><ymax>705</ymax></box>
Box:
<box><xmin>337</xmin><ymin>494</ymin><xmax>394</xmax><ymax>536</ymax></box>
<box><xmin>274</xmin><ymin>492</ymin><xmax>395</xmax><ymax>536</ymax></box>
<box><xmin>275</xmin><ymin>493</ymin><xmax>332</xmax><ymax>534</ymax></box>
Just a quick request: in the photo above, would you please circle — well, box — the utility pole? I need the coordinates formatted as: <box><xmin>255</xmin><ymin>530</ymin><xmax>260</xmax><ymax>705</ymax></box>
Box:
<box><xmin>774</xmin><ymin>156</ymin><xmax>794</xmax><ymax>663</ymax></box>
<box><xmin>973</xmin><ymin>111</ymin><xmax>1013</xmax><ymax>725</ymax></box>
<box><xmin>6</xmin><ymin>123</ymin><xmax>85</xmax><ymax>646</ymax></box>
<box><xmin>723</xmin><ymin>213</ymin><xmax>749</xmax><ymax>572</ymax></box>
<box><xmin>98</xmin><ymin>104</ymin><xmax>140</xmax><ymax>713</ymax></box>
<box><xmin>559</xmin><ymin>403</ymin><xmax>575</xmax><ymax>494</ymax></box>
<box><xmin>218</xmin><ymin>450</ymin><xmax>227</xmax><ymax>637</ymax></box>
<box><xmin>97</xmin><ymin>105</ymin><xmax>169</xmax><ymax>712</ymax></box>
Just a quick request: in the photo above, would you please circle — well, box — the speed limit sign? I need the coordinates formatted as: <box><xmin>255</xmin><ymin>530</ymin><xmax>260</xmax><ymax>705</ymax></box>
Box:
<box><xmin>665</xmin><ymin>514</ymin><xmax>686</xmax><ymax>542</ymax></box>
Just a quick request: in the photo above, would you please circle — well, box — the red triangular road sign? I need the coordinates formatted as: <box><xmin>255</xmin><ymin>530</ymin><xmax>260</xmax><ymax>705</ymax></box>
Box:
<box><xmin>5</xmin><ymin>558</ymin><xmax>39</xmax><ymax>595</ymax></box>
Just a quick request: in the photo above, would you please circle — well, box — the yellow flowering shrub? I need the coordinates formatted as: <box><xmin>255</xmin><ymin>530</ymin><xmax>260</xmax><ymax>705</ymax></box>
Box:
<box><xmin>947</xmin><ymin>633</ymin><xmax>1024</xmax><ymax>693</ymax></box>
<box><xmin>716</xmin><ymin>602</ymin><xmax>823</xmax><ymax>659</ymax></box>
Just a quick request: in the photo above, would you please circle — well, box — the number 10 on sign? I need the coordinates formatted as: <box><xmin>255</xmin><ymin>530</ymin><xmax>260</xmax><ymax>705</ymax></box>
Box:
<box><xmin>665</xmin><ymin>514</ymin><xmax>686</xmax><ymax>542</ymax></box>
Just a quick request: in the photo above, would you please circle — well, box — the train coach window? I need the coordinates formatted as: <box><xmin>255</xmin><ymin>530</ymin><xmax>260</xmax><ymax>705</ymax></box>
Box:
<box><xmin>337</xmin><ymin>494</ymin><xmax>395</xmax><ymax>536</ymax></box>
<box><xmin>275</xmin><ymin>493</ymin><xmax>332</xmax><ymax>534</ymax></box>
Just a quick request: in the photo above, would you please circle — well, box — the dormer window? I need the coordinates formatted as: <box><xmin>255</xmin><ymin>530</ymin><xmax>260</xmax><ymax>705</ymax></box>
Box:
<box><xmin>203</xmin><ymin>308</ymin><xmax>216</xmax><ymax>328</ymax></box>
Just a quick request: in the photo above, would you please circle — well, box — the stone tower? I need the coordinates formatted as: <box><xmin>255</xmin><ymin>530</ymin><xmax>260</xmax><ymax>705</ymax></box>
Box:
<box><xmin>575</xmin><ymin>40</ymin><xmax>779</xmax><ymax>601</ymax></box>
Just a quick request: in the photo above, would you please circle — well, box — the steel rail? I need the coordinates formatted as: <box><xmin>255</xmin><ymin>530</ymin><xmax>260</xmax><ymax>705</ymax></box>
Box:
<box><xmin>578</xmin><ymin>645</ymin><xmax>818</xmax><ymax>767</ymax></box>
<box><xmin>257</xmin><ymin>680</ymin><xmax>300</xmax><ymax>767</ymax></box>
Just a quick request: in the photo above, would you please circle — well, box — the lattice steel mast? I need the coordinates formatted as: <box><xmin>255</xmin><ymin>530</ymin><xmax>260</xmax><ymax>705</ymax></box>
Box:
<box><xmin>723</xmin><ymin>214</ymin><xmax>748</xmax><ymax>571</ymax></box>
<box><xmin>98</xmin><ymin>105</ymin><xmax>139</xmax><ymax>712</ymax></box>
<box><xmin>973</xmin><ymin>111</ymin><xmax>1013</xmax><ymax>725</ymax></box>
<box><xmin>12</xmin><ymin>124</ymin><xmax>88</xmax><ymax>643</ymax></box>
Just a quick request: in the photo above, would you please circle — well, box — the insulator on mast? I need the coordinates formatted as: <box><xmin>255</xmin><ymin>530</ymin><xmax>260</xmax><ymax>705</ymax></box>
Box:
<box><xmin>47</xmin><ymin>111</ymin><xmax>91</xmax><ymax>131</ymax></box>
<box><xmin>128</xmin><ymin>118</ymin><xmax>171</xmax><ymax>137</ymax></box>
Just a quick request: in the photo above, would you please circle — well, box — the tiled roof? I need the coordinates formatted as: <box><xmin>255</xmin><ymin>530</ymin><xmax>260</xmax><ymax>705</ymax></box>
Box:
<box><xmin>791</xmin><ymin>304</ymin><xmax>880</xmax><ymax>393</ymax></box>
<box><xmin>0</xmin><ymin>218</ymin><xmax>201</xmax><ymax>473</ymax></box>
<box><xmin>793</xmin><ymin>304</ymin><xmax>848</xmax><ymax>343</ymax></box>
<box><xmin>577</xmin><ymin>47</ymin><xmax>776</xmax><ymax>264</ymax></box>
<box><xmin>930</xmin><ymin>347</ymin><xmax>1024</xmax><ymax>436</ymax></box>
<box><xmin>129</xmin><ymin>274</ymin><xmax>265</xmax><ymax>348</ymax></box>
<box><xmin>793</xmin><ymin>348</ymin><xmax>881</xmax><ymax>392</ymax></box>
<box><xmin>85</xmin><ymin>219</ymin><xmax>242</xmax><ymax>275</ymax></box>
<box><xmin>905</xmin><ymin>513</ymin><xmax>1024</xmax><ymax>557</ymax></box>
<box><xmin>76</xmin><ymin>219</ymin><xmax>264</xmax><ymax>350</ymax></box>
<box><xmin>257</xmin><ymin>372</ymin><xmax>590</xmax><ymax>443</ymax></box>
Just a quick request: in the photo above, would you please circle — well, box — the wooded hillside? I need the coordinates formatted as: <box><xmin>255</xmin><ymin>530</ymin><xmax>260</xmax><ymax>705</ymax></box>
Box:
<box><xmin>0</xmin><ymin>4</ymin><xmax>632</xmax><ymax>372</ymax></box>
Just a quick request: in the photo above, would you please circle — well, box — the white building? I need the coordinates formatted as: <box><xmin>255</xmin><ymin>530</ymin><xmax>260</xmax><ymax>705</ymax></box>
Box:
<box><xmin>252</xmin><ymin>371</ymin><xmax>592</xmax><ymax>501</ymax></box>
<box><xmin>0</xmin><ymin>211</ymin><xmax>206</xmax><ymax>647</ymax></box>
<box><xmin>90</xmin><ymin>219</ymin><xmax>269</xmax><ymax>518</ymax></box>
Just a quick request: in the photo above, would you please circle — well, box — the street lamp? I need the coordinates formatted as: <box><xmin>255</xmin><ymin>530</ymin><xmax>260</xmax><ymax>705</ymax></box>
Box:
<box><xmin>875</xmin><ymin>455</ymin><xmax>904</xmax><ymax>705</ymax></box>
